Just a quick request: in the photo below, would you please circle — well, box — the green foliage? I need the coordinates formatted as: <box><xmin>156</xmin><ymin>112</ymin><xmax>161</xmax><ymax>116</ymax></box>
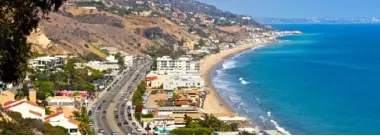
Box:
<box><xmin>132</xmin><ymin>81</ymin><xmax>147</xmax><ymax>106</ymax></box>
<box><xmin>43</xmin><ymin>123</ymin><xmax>69</xmax><ymax>135</ymax></box>
<box><xmin>170</xmin><ymin>128</ymin><xmax>214</xmax><ymax>135</ymax></box>
<box><xmin>89</xmin><ymin>70</ymin><xmax>105</xmax><ymax>81</ymax></box>
<box><xmin>157</xmin><ymin>100</ymin><xmax>167</xmax><ymax>107</ymax></box>
<box><xmin>34</xmin><ymin>81</ymin><xmax>54</xmax><ymax>100</ymax></box>
<box><xmin>45</xmin><ymin>107</ymin><xmax>53</xmax><ymax>115</ymax></box>
<box><xmin>72</xmin><ymin>107</ymin><xmax>94</xmax><ymax>135</ymax></box>
<box><xmin>0</xmin><ymin>0</ymin><xmax>63</xmax><ymax>88</ymax></box>
<box><xmin>179</xmin><ymin>114</ymin><xmax>239</xmax><ymax>133</ymax></box>
<box><xmin>141</xmin><ymin>113</ymin><xmax>154</xmax><ymax>118</ymax></box>
<box><xmin>73</xmin><ymin>92</ymin><xmax>80</xmax><ymax>97</ymax></box>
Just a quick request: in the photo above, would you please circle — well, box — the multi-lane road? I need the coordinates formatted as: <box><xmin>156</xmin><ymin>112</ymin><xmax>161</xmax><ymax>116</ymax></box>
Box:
<box><xmin>91</xmin><ymin>58</ymin><xmax>151</xmax><ymax>135</ymax></box>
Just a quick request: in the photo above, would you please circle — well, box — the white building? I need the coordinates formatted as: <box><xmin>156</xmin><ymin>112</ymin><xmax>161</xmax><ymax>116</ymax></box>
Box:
<box><xmin>86</xmin><ymin>61</ymin><xmax>120</xmax><ymax>72</ymax></box>
<box><xmin>106</xmin><ymin>55</ymin><xmax>118</xmax><ymax>64</ymax></box>
<box><xmin>44</xmin><ymin>112</ymin><xmax>81</xmax><ymax>135</ymax></box>
<box><xmin>157</xmin><ymin>56</ymin><xmax>200</xmax><ymax>72</ymax></box>
<box><xmin>123</xmin><ymin>56</ymin><xmax>135</xmax><ymax>67</ymax></box>
<box><xmin>46</xmin><ymin>96</ymin><xmax>77</xmax><ymax>108</ymax></box>
<box><xmin>163</xmin><ymin>72</ymin><xmax>204</xmax><ymax>90</ymax></box>
<box><xmin>3</xmin><ymin>98</ymin><xmax>45</xmax><ymax>120</ymax></box>
<box><xmin>28</xmin><ymin>56</ymin><xmax>66</xmax><ymax>71</ymax></box>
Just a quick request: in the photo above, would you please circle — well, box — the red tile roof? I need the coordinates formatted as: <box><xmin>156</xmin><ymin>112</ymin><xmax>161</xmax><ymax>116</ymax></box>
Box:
<box><xmin>175</xmin><ymin>100</ymin><xmax>190</xmax><ymax>106</ymax></box>
<box><xmin>29</xmin><ymin>110</ymin><xmax>43</xmax><ymax>117</ymax></box>
<box><xmin>4</xmin><ymin>101</ymin><xmax>26</xmax><ymax>110</ymax></box>
<box><xmin>145</xmin><ymin>76</ymin><xmax>158</xmax><ymax>81</ymax></box>
<box><xmin>44</xmin><ymin>112</ymin><xmax>63</xmax><ymax>121</ymax></box>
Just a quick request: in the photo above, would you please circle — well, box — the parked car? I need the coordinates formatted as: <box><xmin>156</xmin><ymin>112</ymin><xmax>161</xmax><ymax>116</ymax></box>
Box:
<box><xmin>131</xmin><ymin>122</ymin><xmax>137</xmax><ymax>127</ymax></box>
<box><xmin>111</xmin><ymin>132</ymin><xmax>117</xmax><ymax>135</ymax></box>
<box><xmin>117</xmin><ymin>122</ymin><xmax>122</xmax><ymax>126</ymax></box>
<box><xmin>136</xmin><ymin>128</ymin><xmax>142</xmax><ymax>132</ymax></box>
<box><xmin>123</xmin><ymin>121</ymin><xmax>128</xmax><ymax>125</ymax></box>
<box><xmin>115</xmin><ymin>115</ymin><xmax>119</xmax><ymax>118</ymax></box>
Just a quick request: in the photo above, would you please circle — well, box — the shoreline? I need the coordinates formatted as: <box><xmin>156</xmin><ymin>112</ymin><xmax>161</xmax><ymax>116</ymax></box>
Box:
<box><xmin>201</xmin><ymin>41</ymin><xmax>277</xmax><ymax>114</ymax></box>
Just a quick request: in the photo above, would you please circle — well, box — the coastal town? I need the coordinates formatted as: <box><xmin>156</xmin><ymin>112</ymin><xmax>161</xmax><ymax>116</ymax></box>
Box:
<box><xmin>0</xmin><ymin>0</ymin><xmax>300</xmax><ymax>135</ymax></box>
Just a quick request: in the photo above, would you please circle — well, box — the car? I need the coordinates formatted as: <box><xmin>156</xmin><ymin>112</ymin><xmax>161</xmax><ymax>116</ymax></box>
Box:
<box><xmin>123</xmin><ymin>121</ymin><xmax>128</xmax><ymax>125</ymax></box>
<box><xmin>131</xmin><ymin>122</ymin><xmax>137</xmax><ymax>127</ymax></box>
<box><xmin>102</xmin><ymin>100</ymin><xmax>106</xmax><ymax>103</ymax></box>
<box><xmin>128</xmin><ymin>117</ymin><xmax>132</xmax><ymax>120</ymax></box>
<box><xmin>114</xmin><ymin>115</ymin><xmax>119</xmax><ymax>118</ymax></box>
<box><xmin>131</xmin><ymin>130</ymin><xmax>137</xmax><ymax>134</ymax></box>
<box><xmin>136</xmin><ymin>128</ymin><xmax>142</xmax><ymax>132</ymax></box>
<box><xmin>98</xmin><ymin>129</ymin><xmax>104</xmax><ymax>133</ymax></box>
<box><xmin>117</xmin><ymin>122</ymin><xmax>122</xmax><ymax>126</ymax></box>
<box><xmin>88</xmin><ymin>110</ymin><xmax>92</xmax><ymax>116</ymax></box>
<box><xmin>111</xmin><ymin>132</ymin><xmax>117</xmax><ymax>135</ymax></box>
<box><xmin>89</xmin><ymin>121</ymin><xmax>93</xmax><ymax>126</ymax></box>
<box><xmin>142</xmin><ymin>133</ymin><xmax>147</xmax><ymax>135</ymax></box>
<box><xmin>103</xmin><ymin>110</ymin><xmax>106</xmax><ymax>114</ymax></box>
<box><xmin>120</xmin><ymin>111</ymin><xmax>124</xmax><ymax>115</ymax></box>
<box><xmin>114</xmin><ymin>108</ymin><xmax>117</xmax><ymax>112</ymax></box>
<box><xmin>102</xmin><ymin>116</ymin><xmax>105</xmax><ymax>119</ymax></box>
<box><xmin>97</xmin><ymin>106</ymin><xmax>101</xmax><ymax>110</ymax></box>
<box><xmin>121</xmin><ymin>104</ymin><xmax>126</xmax><ymax>107</ymax></box>
<box><xmin>92</xmin><ymin>105</ymin><xmax>96</xmax><ymax>109</ymax></box>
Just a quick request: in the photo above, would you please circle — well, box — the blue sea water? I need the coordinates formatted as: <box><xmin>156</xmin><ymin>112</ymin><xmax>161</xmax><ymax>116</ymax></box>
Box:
<box><xmin>211</xmin><ymin>24</ymin><xmax>380</xmax><ymax>134</ymax></box>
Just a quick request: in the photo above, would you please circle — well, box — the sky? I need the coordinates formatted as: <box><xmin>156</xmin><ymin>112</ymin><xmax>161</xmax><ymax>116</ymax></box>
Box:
<box><xmin>197</xmin><ymin>0</ymin><xmax>380</xmax><ymax>18</ymax></box>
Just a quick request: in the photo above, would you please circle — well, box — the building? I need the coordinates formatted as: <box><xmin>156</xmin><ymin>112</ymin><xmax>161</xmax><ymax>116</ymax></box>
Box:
<box><xmin>2</xmin><ymin>98</ymin><xmax>45</xmax><ymax>120</ymax></box>
<box><xmin>136</xmin><ymin>0</ymin><xmax>144</xmax><ymax>5</ymax></box>
<box><xmin>163</xmin><ymin>72</ymin><xmax>204</xmax><ymax>90</ymax></box>
<box><xmin>156</xmin><ymin>56</ymin><xmax>200</xmax><ymax>72</ymax></box>
<box><xmin>44</xmin><ymin>112</ymin><xmax>81</xmax><ymax>135</ymax></box>
<box><xmin>142</xmin><ymin>106</ymin><xmax>200</xmax><ymax>116</ymax></box>
<box><xmin>28</xmin><ymin>56</ymin><xmax>66</xmax><ymax>71</ymax></box>
<box><xmin>46</xmin><ymin>96</ymin><xmax>81</xmax><ymax>108</ymax></box>
<box><xmin>86</xmin><ymin>61</ymin><xmax>120</xmax><ymax>72</ymax></box>
<box><xmin>123</xmin><ymin>56</ymin><xmax>135</xmax><ymax>67</ymax></box>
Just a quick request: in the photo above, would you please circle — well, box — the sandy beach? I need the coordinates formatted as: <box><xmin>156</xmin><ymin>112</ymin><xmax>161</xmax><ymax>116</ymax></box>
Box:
<box><xmin>201</xmin><ymin>41</ymin><xmax>274</xmax><ymax>114</ymax></box>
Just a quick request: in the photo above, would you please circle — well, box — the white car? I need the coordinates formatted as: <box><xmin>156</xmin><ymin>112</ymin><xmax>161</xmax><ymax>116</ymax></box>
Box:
<box><xmin>136</xmin><ymin>128</ymin><xmax>142</xmax><ymax>132</ymax></box>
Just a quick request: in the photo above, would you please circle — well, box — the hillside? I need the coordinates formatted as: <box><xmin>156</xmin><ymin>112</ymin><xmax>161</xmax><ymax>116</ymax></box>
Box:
<box><xmin>28</xmin><ymin>0</ymin><xmax>268</xmax><ymax>58</ymax></box>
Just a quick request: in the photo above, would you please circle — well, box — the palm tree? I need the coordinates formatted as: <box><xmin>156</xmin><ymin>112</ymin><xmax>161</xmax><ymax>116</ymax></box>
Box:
<box><xmin>72</xmin><ymin>106</ymin><xmax>93</xmax><ymax>135</ymax></box>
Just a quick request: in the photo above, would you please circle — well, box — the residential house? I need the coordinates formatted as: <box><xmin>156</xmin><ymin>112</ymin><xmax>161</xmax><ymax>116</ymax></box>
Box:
<box><xmin>44</xmin><ymin>112</ymin><xmax>81</xmax><ymax>135</ymax></box>
<box><xmin>123</xmin><ymin>55</ymin><xmax>135</xmax><ymax>67</ymax></box>
<box><xmin>28</xmin><ymin>55</ymin><xmax>66</xmax><ymax>71</ymax></box>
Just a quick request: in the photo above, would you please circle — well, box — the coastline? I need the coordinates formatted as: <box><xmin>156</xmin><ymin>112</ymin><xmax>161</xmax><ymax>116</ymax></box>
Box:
<box><xmin>201</xmin><ymin>41</ymin><xmax>276</xmax><ymax>114</ymax></box>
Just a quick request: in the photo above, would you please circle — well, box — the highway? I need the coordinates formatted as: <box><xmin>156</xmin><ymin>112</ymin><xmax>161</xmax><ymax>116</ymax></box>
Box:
<box><xmin>91</xmin><ymin>58</ymin><xmax>151</xmax><ymax>135</ymax></box>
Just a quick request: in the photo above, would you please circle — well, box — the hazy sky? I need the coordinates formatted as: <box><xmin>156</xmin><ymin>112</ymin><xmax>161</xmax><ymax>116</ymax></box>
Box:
<box><xmin>197</xmin><ymin>0</ymin><xmax>380</xmax><ymax>18</ymax></box>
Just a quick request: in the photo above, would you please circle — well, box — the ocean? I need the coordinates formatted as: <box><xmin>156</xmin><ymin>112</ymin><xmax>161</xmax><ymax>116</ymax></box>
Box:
<box><xmin>211</xmin><ymin>24</ymin><xmax>380</xmax><ymax>134</ymax></box>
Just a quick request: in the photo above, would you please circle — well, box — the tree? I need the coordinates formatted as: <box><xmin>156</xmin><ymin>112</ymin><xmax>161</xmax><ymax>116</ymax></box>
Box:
<box><xmin>157</xmin><ymin>100</ymin><xmax>167</xmax><ymax>107</ymax></box>
<box><xmin>45</xmin><ymin>107</ymin><xmax>53</xmax><ymax>115</ymax></box>
<box><xmin>73</xmin><ymin>92</ymin><xmax>80</xmax><ymax>97</ymax></box>
<box><xmin>72</xmin><ymin>107</ymin><xmax>94</xmax><ymax>135</ymax></box>
<box><xmin>43</xmin><ymin>123</ymin><xmax>69</xmax><ymax>135</ymax></box>
<box><xmin>34</xmin><ymin>81</ymin><xmax>54</xmax><ymax>100</ymax></box>
<box><xmin>170</xmin><ymin>128</ymin><xmax>214</xmax><ymax>135</ymax></box>
<box><xmin>89</xmin><ymin>70</ymin><xmax>104</xmax><ymax>81</ymax></box>
<box><xmin>0</xmin><ymin>0</ymin><xmax>64</xmax><ymax>88</ymax></box>
<box><xmin>184</xmin><ymin>114</ymin><xmax>193</xmax><ymax>128</ymax></box>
